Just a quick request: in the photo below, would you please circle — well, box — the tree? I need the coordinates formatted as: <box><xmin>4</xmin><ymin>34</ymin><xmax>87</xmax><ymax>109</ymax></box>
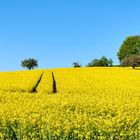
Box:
<box><xmin>87</xmin><ymin>59</ymin><xmax>101</xmax><ymax>67</ymax></box>
<box><xmin>117</xmin><ymin>36</ymin><xmax>140</xmax><ymax>61</ymax></box>
<box><xmin>73</xmin><ymin>62</ymin><xmax>81</xmax><ymax>68</ymax></box>
<box><xmin>21</xmin><ymin>58</ymin><xmax>38</xmax><ymax>70</ymax></box>
<box><xmin>121</xmin><ymin>55</ymin><xmax>140</xmax><ymax>69</ymax></box>
<box><xmin>86</xmin><ymin>56</ymin><xmax>113</xmax><ymax>67</ymax></box>
<box><xmin>100</xmin><ymin>56</ymin><xmax>110</xmax><ymax>66</ymax></box>
<box><xmin>108</xmin><ymin>58</ymin><xmax>113</xmax><ymax>67</ymax></box>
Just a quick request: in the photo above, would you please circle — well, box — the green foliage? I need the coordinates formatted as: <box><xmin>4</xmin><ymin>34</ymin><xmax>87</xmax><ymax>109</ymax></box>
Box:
<box><xmin>21</xmin><ymin>58</ymin><xmax>38</xmax><ymax>70</ymax></box>
<box><xmin>121</xmin><ymin>55</ymin><xmax>140</xmax><ymax>69</ymax></box>
<box><xmin>117</xmin><ymin>36</ymin><xmax>140</xmax><ymax>61</ymax></box>
<box><xmin>87</xmin><ymin>56</ymin><xmax>113</xmax><ymax>67</ymax></box>
<box><xmin>73</xmin><ymin>62</ymin><xmax>81</xmax><ymax>68</ymax></box>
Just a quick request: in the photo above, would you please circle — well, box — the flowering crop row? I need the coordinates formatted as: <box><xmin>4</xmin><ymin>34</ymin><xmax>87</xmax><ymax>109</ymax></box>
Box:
<box><xmin>37</xmin><ymin>70</ymin><xmax>53</xmax><ymax>94</ymax></box>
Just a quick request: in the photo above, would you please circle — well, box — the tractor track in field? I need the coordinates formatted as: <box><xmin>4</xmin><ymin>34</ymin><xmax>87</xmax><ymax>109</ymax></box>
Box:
<box><xmin>31</xmin><ymin>71</ymin><xmax>57</xmax><ymax>94</ymax></box>
<box><xmin>52</xmin><ymin>72</ymin><xmax>57</xmax><ymax>93</ymax></box>
<box><xmin>32</xmin><ymin>72</ymin><xmax>44</xmax><ymax>93</ymax></box>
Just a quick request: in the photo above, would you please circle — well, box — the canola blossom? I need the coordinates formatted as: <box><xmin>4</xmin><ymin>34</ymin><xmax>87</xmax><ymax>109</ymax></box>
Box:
<box><xmin>37</xmin><ymin>70</ymin><xmax>53</xmax><ymax>94</ymax></box>
<box><xmin>0</xmin><ymin>67</ymin><xmax>140</xmax><ymax>139</ymax></box>
<box><xmin>0</xmin><ymin>70</ymin><xmax>43</xmax><ymax>92</ymax></box>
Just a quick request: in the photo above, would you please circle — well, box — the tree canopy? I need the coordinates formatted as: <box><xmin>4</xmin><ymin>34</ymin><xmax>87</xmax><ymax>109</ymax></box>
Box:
<box><xmin>117</xmin><ymin>36</ymin><xmax>140</xmax><ymax>61</ymax></box>
<box><xmin>21</xmin><ymin>58</ymin><xmax>38</xmax><ymax>70</ymax></box>
<box><xmin>73</xmin><ymin>62</ymin><xmax>81</xmax><ymax>68</ymax></box>
<box><xmin>121</xmin><ymin>55</ymin><xmax>140</xmax><ymax>69</ymax></box>
<box><xmin>87</xmin><ymin>56</ymin><xmax>113</xmax><ymax>67</ymax></box>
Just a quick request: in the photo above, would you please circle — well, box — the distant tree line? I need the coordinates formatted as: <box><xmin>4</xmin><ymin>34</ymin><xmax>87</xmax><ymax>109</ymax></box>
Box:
<box><xmin>73</xmin><ymin>56</ymin><xmax>113</xmax><ymax>68</ymax></box>
<box><xmin>21</xmin><ymin>35</ymin><xmax>140</xmax><ymax>70</ymax></box>
<box><xmin>86</xmin><ymin>56</ymin><xmax>113</xmax><ymax>67</ymax></box>
<box><xmin>73</xmin><ymin>35</ymin><xmax>140</xmax><ymax>69</ymax></box>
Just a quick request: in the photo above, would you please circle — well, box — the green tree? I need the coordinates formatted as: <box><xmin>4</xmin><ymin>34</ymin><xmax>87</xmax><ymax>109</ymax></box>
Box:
<box><xmin>100</xmin><ymin>56</ymin><xmax>109</xmax><ymax>66</ymax></box>
<box><xmin>87</xmin><ymin>59</ymin><xmax>101</xmax><ymax>67</ymax></box>
<box><xmin>87</xmin><ymin>56</ymin><xmax>113</xmax><ymax>67</ymax></box>
<box><xmin>121</xmin><ymin>55</ymin><xmax>140</xmax><ymax>69</ymax></box>
<box><xmin>117</xmin><ymin>36</ymin><xmax>140</xmax><ymax>61</ymax></box>
<box><xmin>108</xmin><ymin>58</ymin><xmax>113</xmax><ymax>67</ymax></box>
<box><xmin>21</xmin><ymin>58</ymin><xmax>38</xmax><ymax>70</ymax></box>
<box><xmin>73</xmin><ymin>62</ymin><xmax>81</xmax><ymax>68</ymax></box>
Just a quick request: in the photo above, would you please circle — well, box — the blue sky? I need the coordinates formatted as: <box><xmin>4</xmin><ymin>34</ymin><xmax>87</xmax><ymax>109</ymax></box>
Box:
<box><xmin>0</xmin><ymin>0</ymin><xmax>140</xmax><ymax>71</ymax></box>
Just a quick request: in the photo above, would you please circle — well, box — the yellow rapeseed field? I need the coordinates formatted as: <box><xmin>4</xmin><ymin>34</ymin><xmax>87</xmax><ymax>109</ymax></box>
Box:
<box><xmin>0</xmin><ymin>67</ymin><xmax>140</xmax><ymax>139</ymax></box>
<box><xmin>37</xmin><ymin>70</ymin><xmax>53</xmax><ymax>94</ymax></box>
<box><xmin>0</xmin><ymin>70</ymin><xmax>43</xmax><ymax>92</ymax></box>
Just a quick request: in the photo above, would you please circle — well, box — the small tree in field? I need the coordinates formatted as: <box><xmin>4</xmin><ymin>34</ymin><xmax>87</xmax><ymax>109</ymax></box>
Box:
<box><xmin>73</xmin><ymin>62</ymin><xmax>81</xmax><ymax>68</ymax></box>
<box><xmin>21</xmin><ymin>58</ymin><xmax>38</xmax><ymax>70</ymax></box>
<box><xmin>121</xmin><ymin>55</ymin><xmax>140</xmax><ymax>69</ymax></box>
